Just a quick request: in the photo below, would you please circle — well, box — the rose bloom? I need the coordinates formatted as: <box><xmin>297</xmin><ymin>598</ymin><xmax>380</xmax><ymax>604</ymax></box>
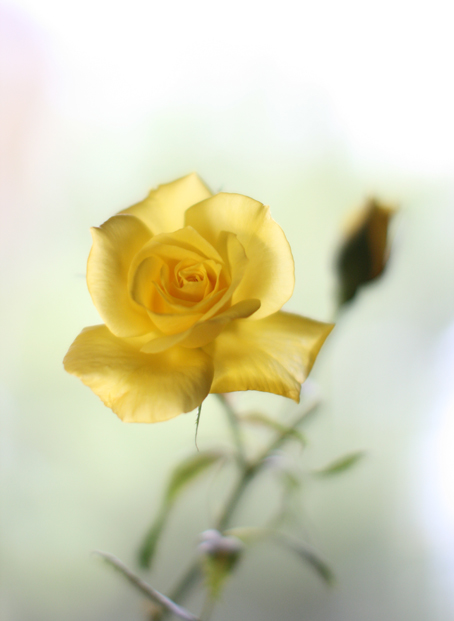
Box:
<box><xmin>64</xmin><ymin>174</ymin><xmax>333</xmax><ymax>423</ymax></box>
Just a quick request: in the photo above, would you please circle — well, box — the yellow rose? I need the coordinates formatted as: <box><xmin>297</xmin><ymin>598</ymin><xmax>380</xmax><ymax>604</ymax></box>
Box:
<box><xmin>64</xmin><ymin>174</ymin><xmax>333</xmax><ymax>422</ymax></box>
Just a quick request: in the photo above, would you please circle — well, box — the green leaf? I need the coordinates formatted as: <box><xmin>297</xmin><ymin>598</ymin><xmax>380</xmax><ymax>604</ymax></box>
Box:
<box><xmin>275</xmin><ymin>533</ymin><xmax>335</xmax><ymax>585</ymax></box>
<box><xmin>224</xmin><ymin>526</ymin><xmax>269</xmax><ymax>544</ymax></box>
<box><xmin>165</xmin><ymin>451</ymin><xmax>225</xmax><ymax>505</ymax></box>
<box><xmin>313</xmin><ymin>451</ymin><xmax>365</xmax><ymax>476</ymax></box>
<box><xmin>224</xmin><ymin>527</ymin><xmax>334</xmax><ymax>585</ymax></box>
<box><xmin>138</xmin><ymin>509</ymin><xmax>168</xmax><ymax>569</ymax></box>
<box><xmin>242</xmin><ymin>412</ymin><xmax>307</xmax><ymax>448</ymax></box>
<box><xmin>138</xmin><ymin>451</ymin><xmax>226</xmax><ymax>569</ymax></box>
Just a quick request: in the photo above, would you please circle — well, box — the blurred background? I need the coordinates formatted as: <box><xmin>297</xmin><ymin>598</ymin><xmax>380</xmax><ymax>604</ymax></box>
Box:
<box><xmin>1</xmin><ymin>0</ymin><xmax>454</xmax><ymax>619</ymax></box>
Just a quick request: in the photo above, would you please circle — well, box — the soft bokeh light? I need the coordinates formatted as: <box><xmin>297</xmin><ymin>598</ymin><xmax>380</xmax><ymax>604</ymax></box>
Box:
<box><xmin>1</xmin><ymin>1</ymin><xmax>454</xmax><ymax>619</ymax></box>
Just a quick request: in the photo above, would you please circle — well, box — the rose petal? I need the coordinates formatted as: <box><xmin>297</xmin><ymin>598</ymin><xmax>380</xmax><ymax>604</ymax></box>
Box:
<box><xmin>130</xmin><ymin>226</ymin><xmax>224</xmax><ymax>301</ymax></box>
<box><xmin>145</xmin><ymin>226</ymin><xmax>224</xmax><ymax>263</ymax></box>
<box><xmin>132</xmin><ymin>231</ymin><xmax>249</xmax><ymax>336</ymax></box>
<box><xmin>63</xmin><ymin>325</ymin><xmax>214</xmax><ymax>423</ymax></box>
<box><xmin>129</xmin><ymin>226</ymin><xmax>228</xmax><ymax>318</ymax></box>
<box><xmin>87</xmin><ymin>215</ymin><xmax>154</xmax><ymax>337</ymax></box>
<box><xmin>198</xmin><ymin>231</ymin><xmax>248</xmax><ymax>322</ymax></box>
<box><xmin>147</xmin><ymin>305</ymin><xmax>204</xmax><ymax>334</ymax></box>
<box><xmin>182</xmin><ymin>298</ymin><xmax>261</xmax><ymax>348</ymax></box>
<box><xmin>147</xmin><ymin>286</ymin><xmax>226</xmax><ymax>326</ymax></box>
<box><xmin>185</xmin><ymin>193</ymin><xmax>295</xmax><ymax>319</ymax></box>
<box><xmin>141</xmin><ymin>298</ymin><xmax>261</xmax><ymax>353</ymax></box>
<box><xmin>204</xmin><ymin>312</ymin><xmax>334</xmax><ymax>400</ymax></box>
<box><xmin>121</xmin><ymin>173</ymin><xmax>212</xmax><ymax>235</ymax></box>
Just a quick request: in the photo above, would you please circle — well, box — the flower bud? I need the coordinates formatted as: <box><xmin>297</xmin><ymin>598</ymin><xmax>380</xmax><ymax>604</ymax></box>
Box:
<box><xmin>335</xmin><ymin>198</ymin><xmax>395</xmax><ymax>306</ymax></box>
<box><xmin>198</xmin><ymin>529</ymin><xmax>244</xmax><ymax>559</ymax></box>
<box><xmin>197</xmin><ymin>530</ymin><xmax>244</xmax><ymax>597</ymax></box>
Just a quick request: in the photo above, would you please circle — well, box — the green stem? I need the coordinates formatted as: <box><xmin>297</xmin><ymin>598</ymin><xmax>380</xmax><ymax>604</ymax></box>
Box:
<box><xmin>161</xmin><ymin>468</ymin><xmax>254</xmax><ymax>618</ymax></box>
<box><xmin>215</xmin><ymin>465</ymin><xmax>255</xmax><ymax>531</ymax></box>
<box><xmin>215</xmin><ymin>393</ymin><xmax>248</xmax><ymax>468</ymax></box>
<box><xmin>199</xmin><ymin>593</ymin><xmax>216</xmax><ymax>621</ymax></box>
<box><xmin>256</xmin><ymin>399</ymin><xmax>320</xmax><ymax>462</ymax></box>
<box><xmin>160</xmin><ymin>400</ymin><xmax>319</xmax><ymax>619</ymax></box>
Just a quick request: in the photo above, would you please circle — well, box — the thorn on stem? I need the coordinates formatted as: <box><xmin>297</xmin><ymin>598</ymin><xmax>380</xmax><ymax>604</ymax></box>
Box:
<box><xmin>195</xmin><ymin>404</ymin><xmax>203</xmax><ymax>451</ymax></box>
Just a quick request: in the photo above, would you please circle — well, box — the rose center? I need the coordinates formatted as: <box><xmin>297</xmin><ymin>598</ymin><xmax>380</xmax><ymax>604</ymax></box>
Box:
<box><xmin>130</xmin><ymin>227</ymin><xmax>231</xmax><ymax>319</ymax></box>
<box><xmin>177</xmin><ymin>264</ymin><xmax>206</xmax><ymax>287</ymax></box>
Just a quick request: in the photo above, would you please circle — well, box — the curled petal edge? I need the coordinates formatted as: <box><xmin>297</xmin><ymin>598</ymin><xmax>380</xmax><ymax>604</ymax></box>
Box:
<box><xmin>204</xmin><ymin>312</ymin><xmax>334</xmax><ymax>401</ymax></box>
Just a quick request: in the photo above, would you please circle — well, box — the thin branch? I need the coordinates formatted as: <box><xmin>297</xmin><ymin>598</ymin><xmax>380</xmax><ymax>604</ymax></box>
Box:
<box><xmin>199</xmin><ymin>592</ymin><xmax>216</xmax><ymax>621</ymax></box>
<box><xmin>215</xmin><ymin>394</ymin><xmax>248</xmax><ymax>468</ymax></box>
<box><xmin>255</xmin><ymin>399</ymin><xmax>320</xmax><ymax>464</ymax></box>
<box><xmin>215</xmin><ymin>467</ymin><xmax>255</xmax><ymax>531</ymax></box>
<box><xmin>217</xmin><ymin>400</ymin><xmax>320</xmax><ymax>531</ymax></box>
<box><xmin>93</xmin><ymin>551</ymin><xmax>200</xmax><ymax>621</ymax></box>
<box><xmin>162</xmin><ymin>399</ymin><xmax>321</xmax><ymax>618</ymax></box>
<box><xmin>163</xmin><ymin>564</ymin><xmax>203</xmax><ymax>619</ymax></box>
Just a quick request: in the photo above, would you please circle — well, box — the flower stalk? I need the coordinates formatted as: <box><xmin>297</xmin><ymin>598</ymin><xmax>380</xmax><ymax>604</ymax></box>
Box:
<box><xmin>155</xmin><ymin>395</ymin><xmax>321</xmax><ymax>619</ymax></box>
<box><xmin>215</xmin><ymin>393</ymin><xmax>248</xmax><ymax>469</ymax></box>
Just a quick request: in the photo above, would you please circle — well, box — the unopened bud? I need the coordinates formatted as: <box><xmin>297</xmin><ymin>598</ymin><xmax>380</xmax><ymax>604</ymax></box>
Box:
<box><xmin>198</xmin><ymin>529</ymin><xmax>244</xmax><ymax>559</ymax></box>
<box><xmin>197</xmin><ymin>530</ymin><xmax>244</xmax><ymax>597</ymax></box>
<box><xmin>336</xmin><ymin>198</ymin><xmax>395</xmax><ymax>306</ymax></box>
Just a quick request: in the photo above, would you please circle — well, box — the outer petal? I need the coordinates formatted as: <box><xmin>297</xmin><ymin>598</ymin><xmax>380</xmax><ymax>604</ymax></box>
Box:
<box><xmin>204</xmin><ymin>312</ymin><xmax>334</xmax><ymax>401</ymax></box>
<box><xmin>87</xmin><ymin>214</ymin><xmax>153</xmax><ymax>337</ymax></box>
<box><xmin>185</xmin><ymin>193</ymin><xmax>295</xmax><ymax>319</ymax></box>
<box><xmin>120</xmin><ymin>173</ymin><xmax>212</xmax><ymax>235</ymax></box>
<box><xmin>63</xmin><ymin>325</ymin><xmax>214</xmax><ymax>423</ymax></box>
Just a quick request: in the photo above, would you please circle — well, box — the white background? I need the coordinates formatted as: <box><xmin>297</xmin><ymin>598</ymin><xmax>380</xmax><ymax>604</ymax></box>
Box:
<box><xmin>1</xmin><ymin>1</ymin><xmax>454</xmax><ymax>619</ymax></box>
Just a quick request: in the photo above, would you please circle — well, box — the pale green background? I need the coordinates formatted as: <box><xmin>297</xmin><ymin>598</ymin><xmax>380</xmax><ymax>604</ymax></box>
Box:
<box><xmin>1</xmin><ymin>1</ymin><xmax>454</xmax><ymax>619</ymax></box>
